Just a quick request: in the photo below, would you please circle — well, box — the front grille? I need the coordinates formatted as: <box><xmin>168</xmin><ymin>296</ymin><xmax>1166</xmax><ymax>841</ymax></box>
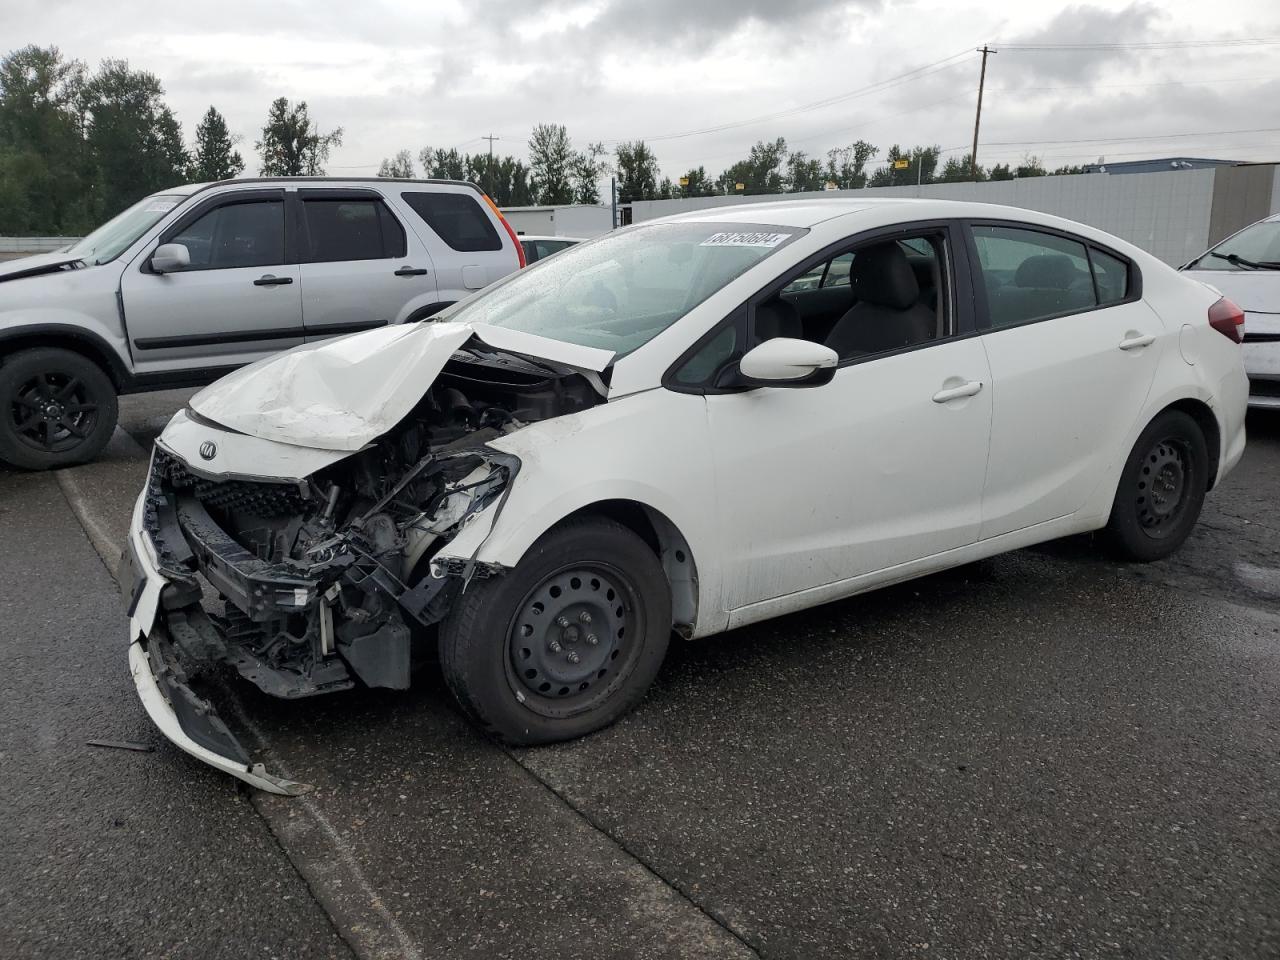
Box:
<box><xmin>1251</xmin><ymin>378</ymin><xmax>1280</xmax><ymax>399</ymax></box>
<box><xmin>154</xmin><ymin>449</ymin><xmax>305</xmax><ymax>518</ymax></box>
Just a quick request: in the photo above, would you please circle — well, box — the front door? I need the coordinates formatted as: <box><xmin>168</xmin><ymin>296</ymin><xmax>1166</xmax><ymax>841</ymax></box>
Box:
<box><xmin>704</xmin><ymin>224</ymin><xmax>993</xmax><ymax>613</ymax></box>
<box><xmin>120</xmin><ymin>189</ymin><xmax>304</xmax><ymax>375</ymax></box>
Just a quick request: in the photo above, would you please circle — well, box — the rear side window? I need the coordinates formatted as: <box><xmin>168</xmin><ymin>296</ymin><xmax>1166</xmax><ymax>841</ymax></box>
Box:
<box><xmin>972</xmin><ymin>225</ymin><xmax>1097</xmax><ymax>328</ymax></box>
<box><xmin>401</xmin><ymin>191</ymin><xmax>502</xmax><ymax>252</ymax></box>
<box><xmin>302</xmin><ymin>198</ymin><xmax>406</xmax><ymax>262</ymax></box>
<box><xmin>1090</xmin><ymin>247</ymin><xmax>1129</xmax><ymax>304</ymax></box>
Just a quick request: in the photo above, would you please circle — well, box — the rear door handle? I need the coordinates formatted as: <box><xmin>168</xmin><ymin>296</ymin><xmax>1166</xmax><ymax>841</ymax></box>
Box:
<box><xmin>395</xmin><ymin>266</ymin><xmax>429</xmax><ymax>277</ymax></box>
<box><xmin>253</xmin><ymin>274</ymin><xmax>293</xmax><ymax>286</ymax></box>
<box><xmin>932</xmin><ymin>380</ymin><xmax>983</xmax><ymax>403</ymax></box>
<box><xmin>1119</xmin><ymin>333</ymin><xmax>1156</xmax><ymax>350</ymax></box>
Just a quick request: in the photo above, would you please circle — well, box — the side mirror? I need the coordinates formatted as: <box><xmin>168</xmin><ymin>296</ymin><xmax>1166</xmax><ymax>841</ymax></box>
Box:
<box><xmin>150</xmin><ymin>242</ymin><xmax>190</xmax><ymax>274</ymax></box>
<box><xmin>736</xmin><ymin>337</ymin><xmax>839</xmax><ymax>387</ymax></box>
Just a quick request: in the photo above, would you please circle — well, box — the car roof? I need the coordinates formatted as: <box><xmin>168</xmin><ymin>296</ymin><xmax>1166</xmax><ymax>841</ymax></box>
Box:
<box><xmin>652</xmin><ymin>197</ymin><xmax>1080</xmax><ymax>230</ymax></box>
<box><xmin>155</xmin><ymin>176</ymin><xmax>482</xmax><ymax>199</ymax></box>
<box><xmin>519</xmin><ymin>235</ymin><xmax>585</xmax><ymax>242</ymax></box>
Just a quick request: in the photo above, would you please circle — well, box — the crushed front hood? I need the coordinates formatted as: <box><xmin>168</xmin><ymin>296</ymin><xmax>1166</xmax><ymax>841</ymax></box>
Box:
<box><xmin>0</xmin><ymin>252</ymin><xmax>84</xmax><ymax>282</ymax></box>
<box><xmin>188</xmin><ymin>321</ymin><xmax>614</xmax><ymax>451</ymax></box>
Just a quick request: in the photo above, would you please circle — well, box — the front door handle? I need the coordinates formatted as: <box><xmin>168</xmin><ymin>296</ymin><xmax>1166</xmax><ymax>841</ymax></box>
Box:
<box><xmin>932</xmin><ymin>380</ymin><xmax>983</xmax><ymax>403</ymax></box>
<box><xmin>1119</xmin><ymin>333</ymin><xmax>1156</xmax><ymax>350</ymax></box>
<box><xmin>394</xmin><ymin>266</ymin><xmax>429</xmax><ymax>277</ymax></box>
<box><xmin>253</xmin><ymin>274</ymin><xmax>293</xmax><ymax>286</ymax></box>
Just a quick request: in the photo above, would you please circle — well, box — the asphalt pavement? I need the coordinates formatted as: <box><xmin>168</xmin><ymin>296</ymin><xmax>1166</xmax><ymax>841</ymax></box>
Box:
<box><xmin>1</xmin><ymin>395</ymin><xmax>1277</xmax><ymax>959</ymax></box>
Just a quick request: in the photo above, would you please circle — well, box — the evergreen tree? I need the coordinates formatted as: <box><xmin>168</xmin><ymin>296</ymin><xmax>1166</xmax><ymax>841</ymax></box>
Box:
<box><xmin>614</xmin><ymin>140</ymin><xmax>661</xmax><ymax>202</ymax></box>
<box><xmin>528</xmin><ymin>123</ymin><xmax>575</xmax><ymax>204</ymax></box>
<box><xmin>190</xmin><ymin>106</ymin><xmax>243</xmax><ymax>182</ymax></box>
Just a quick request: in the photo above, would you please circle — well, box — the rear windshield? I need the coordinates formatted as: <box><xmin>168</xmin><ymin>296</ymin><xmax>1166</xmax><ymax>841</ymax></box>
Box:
<box><xmin>444</xmin><ymin>222</ymin><xmax>802</xmax><ymax>356</ymax></box>
<box><xmin>401</xmin><ymin>191</ymin><xmax>502</xmax><ymax>252</ymax></box>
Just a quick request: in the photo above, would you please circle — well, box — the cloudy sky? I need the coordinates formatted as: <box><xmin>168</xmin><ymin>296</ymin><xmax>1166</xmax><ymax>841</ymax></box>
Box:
<box><xmin>10</xmin><ymin>0</ymin><xmax>1280</xmax><ymax>179</ymax></box>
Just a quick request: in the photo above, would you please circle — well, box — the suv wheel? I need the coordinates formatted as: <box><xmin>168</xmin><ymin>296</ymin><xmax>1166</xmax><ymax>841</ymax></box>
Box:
<box><xmin>439</xmin><ymin>517</ymin><xmax>672</xmax><ymax>745</ymax></box>
<box><xmin>0</xmin><ymin>348</ymin><xmax>119</xmax><ymax>470</ymax></box>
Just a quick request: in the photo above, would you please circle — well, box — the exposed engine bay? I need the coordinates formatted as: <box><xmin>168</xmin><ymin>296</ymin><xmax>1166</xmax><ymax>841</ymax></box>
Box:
<box><xmin>141</xmin><ymin>346</ymin><xmax>602</xmax><ymax>700</ymax></box>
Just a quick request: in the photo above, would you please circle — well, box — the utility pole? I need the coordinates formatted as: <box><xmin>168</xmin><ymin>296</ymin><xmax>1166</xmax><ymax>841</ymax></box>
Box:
<box><xmin>482</xmin><ymin>134</ymin><xmax>500</xmax><ymax>197</ymax></box>
<box><xmin>970</xmin><ymin>45</ymin><xmax>996</xmax><ymax>182</ymax></box>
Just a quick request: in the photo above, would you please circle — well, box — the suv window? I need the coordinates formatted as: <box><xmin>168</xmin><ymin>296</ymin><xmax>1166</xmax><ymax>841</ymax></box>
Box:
<box><xmin>169</xmin><ymin>198</ymin><xmax>285</xmax><ymax>270</ymax></box>
<box><xmin>302</xmin><ymin>198</ymin><xmax>406</xmax><ymax>262</ymax></box>
<box><xmin>401</xmin><ymin>192</ymin><xmax>502</xmax><ymax>252</ymax></box>
<box><xmin>972</xmin><ymin>225</ymin><xmax>1114</xmax><ymax>328</ymax></box>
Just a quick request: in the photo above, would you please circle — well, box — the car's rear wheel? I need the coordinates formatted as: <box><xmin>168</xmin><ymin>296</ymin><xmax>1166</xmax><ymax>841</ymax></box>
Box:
<box><xmin>439</xmin><ymin>517</ymin><xmax>672</xmax><ymax>745</ymax></box>
<box><xmin>0</xmin><ymin>348</ymin><xmax>118</xmax><ymax>470</ymax></box>
<box><xmin>1104</xmin><ymin>409</ymin><xmax>1208</xmax><ymax>562</ymax></box>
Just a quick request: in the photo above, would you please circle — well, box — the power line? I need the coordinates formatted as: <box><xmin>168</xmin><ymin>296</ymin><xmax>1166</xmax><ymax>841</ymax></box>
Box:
<box><xmin>998</xmin><ymin>38</ymin><xmax>1280</xmax><ymax>51</ymax></box>
<box><xmin>983</xmin><ymin>126</ymin><xmax>1280</xmax><ymax>147</ymax></box>
<box><xmin>600</xmin><ymin>47</ymin><xmax>980</xmax><ymax>145</ymax></box>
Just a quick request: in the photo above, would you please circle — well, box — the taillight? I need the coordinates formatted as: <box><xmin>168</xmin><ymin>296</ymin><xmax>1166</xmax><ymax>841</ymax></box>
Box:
<box><xmin>481</xmin><ymin>192</ymin><xmax>526</xmax><ymax>268</ymax></box>
<box><xmin>1208</xmin><ymin>296</ymin><xmax>1245</xmax><ymax>343</ymax></box>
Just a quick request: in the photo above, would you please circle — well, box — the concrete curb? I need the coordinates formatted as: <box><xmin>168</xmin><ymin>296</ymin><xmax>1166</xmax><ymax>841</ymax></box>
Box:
<box><xmin>55</xmin><ymin>426</ymin><xmax>149</xmax><ymax>582</ymax></box>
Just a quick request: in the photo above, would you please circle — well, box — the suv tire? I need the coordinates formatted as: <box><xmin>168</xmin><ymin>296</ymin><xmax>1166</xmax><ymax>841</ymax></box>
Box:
<box><xmin>0</xmin><ymin>347</ymin><xmax>119</xmax><ymax>470</ymax></box>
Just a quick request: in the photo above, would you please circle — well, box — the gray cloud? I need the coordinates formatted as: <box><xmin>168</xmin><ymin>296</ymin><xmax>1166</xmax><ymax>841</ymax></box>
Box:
<box><xmin>998</xmin><ymin>2</ymin><xmax>1165</xmax><ymax>81</ymax></box>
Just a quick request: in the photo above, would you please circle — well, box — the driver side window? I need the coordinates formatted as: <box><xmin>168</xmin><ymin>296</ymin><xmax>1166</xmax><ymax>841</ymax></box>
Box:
<box><xmin>168</xmin><ymin>199</ymin><xmax>285</xmax><ymax>271</ymax></box>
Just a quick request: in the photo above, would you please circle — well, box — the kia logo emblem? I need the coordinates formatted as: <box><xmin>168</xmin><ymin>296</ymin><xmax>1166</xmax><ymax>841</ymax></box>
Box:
<box><xmin>199</xmin><ymin>441</ymin><xmax>217</xmax><ymax>461</ymax></box>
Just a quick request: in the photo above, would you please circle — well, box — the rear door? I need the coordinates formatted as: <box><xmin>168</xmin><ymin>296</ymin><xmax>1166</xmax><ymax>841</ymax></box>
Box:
<box><xmin>967</xmin><ymin>221</ymin><xmax>1164</xmax><ymax>539</ymax></box>
<box><xmin>394</xmin><ymin>187</ymin><xmax>520</xmax><ymax>302</ymax></box>
<box><xmin>120</xmin><ymin>188</ymin><xmax>304</xmax><ymax>374</ymax></box>
<box><xmin>296</xmin><ymin>188</ymin><xmax>438</xmax><ymax>341</ymax></box>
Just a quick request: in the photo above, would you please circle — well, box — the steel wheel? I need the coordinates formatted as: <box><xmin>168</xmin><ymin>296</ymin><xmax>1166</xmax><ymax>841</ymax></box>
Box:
<box><xmin>504</xmin><ymin>563</ymin><xmax>643</xmax><ymax>719</ymax></box>
<box><xmin>1135</xmin><ymin>437</ymin><xmax>1192</xmax><ymax>540</ymax></box>
<box><xmin>8</xmin><ymin>370</ymin><xmax>101</xmax><ymax>454</ymax></box>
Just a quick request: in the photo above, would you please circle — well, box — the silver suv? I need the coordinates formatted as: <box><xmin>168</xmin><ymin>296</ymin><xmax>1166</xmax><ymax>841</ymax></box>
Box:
<box><xmin>0</xmin><ymin>177</ymin><xmax>524</xmax><ymax>469</ymax></box>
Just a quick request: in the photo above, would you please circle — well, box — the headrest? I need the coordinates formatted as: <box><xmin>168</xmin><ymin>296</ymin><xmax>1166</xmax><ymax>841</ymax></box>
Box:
<box><xmin>1015</xmin><ymin>254</ymin><xmax>1080</xmax><ymax>290</ymax></box>
<box><xmin>850</xmin><ymin>243</ymin><xmax>919</xmax><ymax>310</ymax></box>
<box><xmin>755</xmin><ymin>298</ymin><xmax>803</xmax><ymax>341</ymax></box>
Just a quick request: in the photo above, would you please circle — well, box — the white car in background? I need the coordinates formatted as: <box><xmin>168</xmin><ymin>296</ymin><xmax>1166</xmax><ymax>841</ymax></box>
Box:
<box><xmin>519</xmin><ymin>235</ymin><xmax>584</xmax><ymax>264</ymax></box>
<box><xmin>1181</xmin><ymin>213</ymin><xmax>1280</xmax><ymax>408</ymax></box>
<box><xmin>123</xmin><ymin>198</ymin><xmax>1248</xmax><ymax>793</ymax></box>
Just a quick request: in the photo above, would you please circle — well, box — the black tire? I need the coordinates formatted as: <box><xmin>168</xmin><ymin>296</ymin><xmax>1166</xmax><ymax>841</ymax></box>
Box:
<box><xmin>1104</xmin><ymin>410</ymin><xmax>1208</xmax><ymax>562</ymax></box>
<box><xmin>0</xmin><ymin>348</ymin><xmax>118</xmax><ymax>471</ymax></box>
<box><xmin>439</xmin><ymin>517</ymin><xmax>672</xmax><ymax>745</ymax></box>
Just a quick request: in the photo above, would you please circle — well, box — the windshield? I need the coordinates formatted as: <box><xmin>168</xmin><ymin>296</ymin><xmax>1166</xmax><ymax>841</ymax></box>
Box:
<box><xmin>1192</xmin><ymin>219</ymin><xmax>1280</xmax><ymax>270</ymax></box>
<box><xmin>446</xmin><ymin>222</ymin><xmax>803</xmax><ymax>355</ymax></box>
<box><xmin>66</xmin><ymin>194</ymin><xmax>185</xmax><ymax>265</ymax></box>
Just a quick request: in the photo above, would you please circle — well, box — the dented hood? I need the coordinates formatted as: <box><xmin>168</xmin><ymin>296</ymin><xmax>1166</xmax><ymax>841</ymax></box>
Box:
<box><xmin>188</xmin><ymin>321</ymin><xmax>614</xmax><ymax>451</ymax></box>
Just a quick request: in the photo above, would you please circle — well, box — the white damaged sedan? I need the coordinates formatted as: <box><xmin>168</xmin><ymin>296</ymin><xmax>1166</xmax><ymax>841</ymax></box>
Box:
<box><xmin>123</xmin><ymin>198</ymin><xmax>1249</xmax><ymax>792</ymax></box>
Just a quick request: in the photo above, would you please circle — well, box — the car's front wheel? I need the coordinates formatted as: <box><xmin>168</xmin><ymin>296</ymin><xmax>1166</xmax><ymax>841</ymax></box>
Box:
<box><xmin>439</xmin><ymin>517</ymin><xmax>672</xmax><ymax>745</ymax></box>
<box><xmin>1104</xmin><ymin>409</ymin><xmax>1208</xmax><ymax>562</ymax></box>
<box><xmin>0</xmin><ymin>347</ymin><xmax>119</xmax><ymax>470</ymax></box>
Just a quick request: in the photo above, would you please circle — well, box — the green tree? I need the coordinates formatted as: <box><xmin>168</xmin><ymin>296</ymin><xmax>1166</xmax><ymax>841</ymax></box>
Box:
<box><xmin>614</xmin><ymin>140</ymin><xmax>661</xmax><ymax>203</ymax></box>
<box><xmin>1014</xmin><ymin>155</ymin><xmax>1047</xmax><ymax>178</ymax></box>
<box><xmin>190</xmin><ymin>106</ymin><xmax>243</xmax><ymax>182</ymax></box>
<box><xmin>677</xmin><ymin>166</ymin><xmax>716</xmax><ymax>198</ymax></box>
<box><xmin>823</xmin><ymin>140</ymin><xmax>876</xmax><ymax>189</ymax></box>
<box><xmin>868</xmin><ymin>144</ymin><xmax>940</xmax><ymax>187</ymax></box>
<box><xmin>989</xmin><ymin>163</ymin><xmax>1014</xmax><ymax>181</ymax></box>
<box><xmin>82</xmin><ymin>59</ymin><xmax>189</xmax><ymax>221</ymax></box>
<box><xmin>0</xmin><ymin>45</ymin><xmax>88</xmax><ymax>233</ymax></box>
<box><xmin>528</xmin><ymin>123</ymin><xmax>575</xmax><ymax>204</ymax></box>
<box><xmin>786</xmin><ymin>149</ymin><xmax>824</xmax><ymax>192</ymax></box>
<box><xmin>573</xmin><ymin>141</ymin><xmax>608</xmax><ymax>204</ymax></box>
<box><xmin>377</xmin><ymin>148</ymin><xmax>415</xmax><ymax>178</ymax></box>
<box><xmin>1050</xmin><ymin>164</ymin><xmax>1088</xmax><ymax>176</ymax></box>
<box><xmin>937</xmin><ymin>153</ymin><xmax>985</xmax><ymax>183</ymax></box>
<box><xmin>717</xmin><ymin>138</ymin><xmax>788</xmax><ymax>195</ymax></box>
<box><xmin>256</xmin><ymin>98</ymin><xmax>342</xmax><ymax>176</ymax></box>
<box><xmin>419</xmin><ymin>145</ymin><xmax>468</xmax><ymax>181</ymax></box>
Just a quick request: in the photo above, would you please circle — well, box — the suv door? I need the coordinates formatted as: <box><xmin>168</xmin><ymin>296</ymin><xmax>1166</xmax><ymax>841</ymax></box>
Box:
<box><xmin>395</xmin><ymin>187</ymin><xmax>519</xmax><ymax>302</ymax></box>
<box><xmin>689</xmin><ymin>223</ymin><xmax>994</xmax><ymax>616</ymax></box>
<box><xmin>120</xmin><ymin>188</ymin><xmax>303</xmax><ymax>374</ymax></box>
<box><xmin>966</xmin><ymin>222</ymin><xmax>1162</xmax><ymax>539</ymax></box>
<box><xmin>295</xmin><ymin>188</ymin><xmax>439</xmax><ymax>340</ymax></box>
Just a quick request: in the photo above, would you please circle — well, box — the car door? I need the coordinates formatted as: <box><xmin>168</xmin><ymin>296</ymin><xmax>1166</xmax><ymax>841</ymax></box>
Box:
<box><xmin>394</xmin><ymin>187</ymin><xmax>519</xmax><ymax>301</ymax></box>
<box><xmin>295</xmin><ymin>188</ymin><xmax>439</xmax><ymax>340</ymax></box>
<box><xmin>695</xmin><ymin>223</ymin><xmax>994</xmax><ymax>614</ymax></box>
<box><xmin>967</xmin><ymin>222</ymin><xmax>1164</xmax><ymax>539</ymax></box>
<box><xmin>120</xmin><ymin>188</ymin><xmax>303</xmax><ymax>374</ymax></box>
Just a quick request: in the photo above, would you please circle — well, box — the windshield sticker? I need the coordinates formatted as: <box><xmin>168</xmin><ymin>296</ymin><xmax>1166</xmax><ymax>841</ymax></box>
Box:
<box><xmin>699</xmin><ymin>231</ymin><xmax>792</xmax><ymax>248</ymax></box>
<box><xmin>142</xmin><ymin>199</ymin><xmax>180</xmax><ymax>213</ymax></box>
